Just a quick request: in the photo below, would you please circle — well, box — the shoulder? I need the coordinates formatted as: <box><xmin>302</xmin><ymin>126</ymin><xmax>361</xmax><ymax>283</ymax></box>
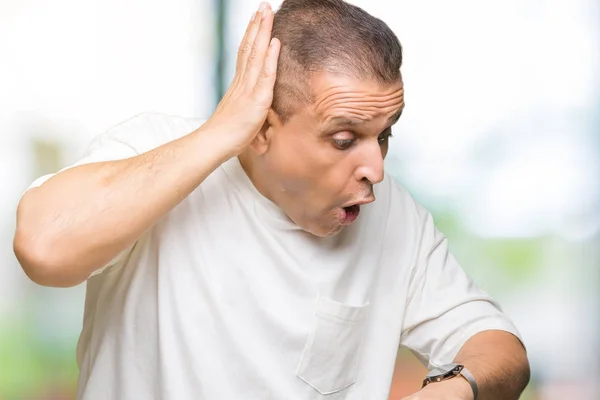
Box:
<box><xmin>374</xmin><ymin>172</ymin><xmax>429</xmax><ymax>224</ymax></box>
<box><xmin>357</xmin><ymin>172</ymin><xmax>433</xmax><ymax>249</ymax></box>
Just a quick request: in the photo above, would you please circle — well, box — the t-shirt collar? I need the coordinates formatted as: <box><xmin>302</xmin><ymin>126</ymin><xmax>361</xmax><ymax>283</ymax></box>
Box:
<box><xmin>221</xmin><ymin>156</ymin><xmax>302</xmax><ymax>231</ymax></box>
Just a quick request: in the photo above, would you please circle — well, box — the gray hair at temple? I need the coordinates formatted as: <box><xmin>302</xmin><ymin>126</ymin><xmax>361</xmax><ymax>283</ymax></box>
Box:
<box><xmin>271</xmin><ymin>0</ymin><xmax>403</xmax><ymax>122</ymax></box>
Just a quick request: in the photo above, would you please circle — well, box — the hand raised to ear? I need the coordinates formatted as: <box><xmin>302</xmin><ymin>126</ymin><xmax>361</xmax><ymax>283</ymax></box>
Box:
<box><xmin>204</xmin><ymin>2</ymin><xmax>281</xmax><ymax>156</ymax></box>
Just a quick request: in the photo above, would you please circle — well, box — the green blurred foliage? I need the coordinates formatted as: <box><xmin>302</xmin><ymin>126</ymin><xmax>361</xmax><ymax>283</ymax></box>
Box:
<box><xmin>0</xmin><ymin>315</ymin><xmax>78</xmax><ymax>399</ymax></box>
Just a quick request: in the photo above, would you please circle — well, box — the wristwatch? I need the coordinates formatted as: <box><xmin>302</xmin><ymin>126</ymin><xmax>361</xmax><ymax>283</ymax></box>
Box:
<box><xmin>422</xmin><ymin>363</ymin><xmax>478</xmax><ymax>400</ymax></box>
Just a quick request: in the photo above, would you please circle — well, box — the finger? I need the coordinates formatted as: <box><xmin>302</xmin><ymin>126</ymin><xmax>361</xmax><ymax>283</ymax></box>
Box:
<box><xmin>236</xmin><ymin>5</ymin><xmax>264</xmax><ymax>75</ymax></box>
<box><xmin>244</xmin><ymin>4</ymin><xmax>274</xmax><ymax>85</ymax></box>
<box><xmin>252</xmin><ymin>38</ymin><xmax>281</xmax><ymax>105</ymax></box>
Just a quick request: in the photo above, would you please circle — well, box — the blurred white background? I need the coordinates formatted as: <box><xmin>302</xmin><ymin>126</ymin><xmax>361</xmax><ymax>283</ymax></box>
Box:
<box><xmin>1</xmin><ymin>0</ymin><xmax>598</xmax><ymax>398</ymax></box>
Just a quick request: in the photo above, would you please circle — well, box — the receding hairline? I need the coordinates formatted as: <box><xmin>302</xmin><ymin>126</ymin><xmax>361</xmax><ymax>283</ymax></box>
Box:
<box><xmin>271</xmin><ymin>0</ymin><xmax>403</xmax><ymax>122</ymax></box>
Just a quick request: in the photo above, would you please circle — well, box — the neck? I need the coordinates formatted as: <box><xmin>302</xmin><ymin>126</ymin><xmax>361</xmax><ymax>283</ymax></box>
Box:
<box><xmin>237</xmin><ymin>150</ymin><xmax>277</xmax><ymax>205</ymax></box>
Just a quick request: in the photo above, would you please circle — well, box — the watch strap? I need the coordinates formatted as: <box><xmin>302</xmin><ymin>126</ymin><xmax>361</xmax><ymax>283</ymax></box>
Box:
<box><xmin>459</xmin><ymin>366</ymin><xmax>479</xmax><ymax>400</ymax></box>
<box><xmin>422</xmin><ymin>364</ymin><xmax>478</xmax><ymax>400</ymax></box>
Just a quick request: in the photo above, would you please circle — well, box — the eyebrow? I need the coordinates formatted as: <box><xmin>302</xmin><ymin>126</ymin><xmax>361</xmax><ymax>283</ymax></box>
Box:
<box><xmin>325</xmin><ymin>117</ymin><xmax>364</xmax><ymax>129</ymax></box>
<box><xmin>324</xmin><ymin>108</ymin><xmax>404</xmax><ymax>131</ymax></box>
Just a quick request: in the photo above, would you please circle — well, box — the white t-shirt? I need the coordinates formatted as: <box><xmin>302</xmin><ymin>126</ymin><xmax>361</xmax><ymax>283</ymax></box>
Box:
<box><xmin>27</xmin><ymin>113</ymin><xmax>521</xmax><ymax>400</ymax></box>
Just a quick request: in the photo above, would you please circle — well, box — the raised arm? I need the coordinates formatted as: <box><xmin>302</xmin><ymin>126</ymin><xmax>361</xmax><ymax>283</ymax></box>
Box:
<box><xmin>14</xmin><ymin>2</ymin><xmax>280</xmax><ymax>287</ymax></box>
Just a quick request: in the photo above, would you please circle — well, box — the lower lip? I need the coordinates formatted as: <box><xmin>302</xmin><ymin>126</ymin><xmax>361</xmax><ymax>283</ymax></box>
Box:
<box><xmin>340</xmin><ymin>205</ymin><xmax>361</xmax><ymax>225</ymax></box>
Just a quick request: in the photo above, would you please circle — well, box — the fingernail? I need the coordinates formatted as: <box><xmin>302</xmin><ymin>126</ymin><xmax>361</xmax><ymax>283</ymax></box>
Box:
<box><xmin>258</xmin><ymin>2</ymin><xmax>268</xmax><ymax>12</ymax></box>
<box><xmin>251</xmin><ymin>12</ymin><xmax>256</xmax><ymax>22</ymax></box>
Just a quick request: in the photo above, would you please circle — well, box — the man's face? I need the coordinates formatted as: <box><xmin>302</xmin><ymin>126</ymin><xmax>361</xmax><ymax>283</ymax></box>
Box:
<box><xmin>261</xmin><ymin>72</ymin><xmax>405</xmax><ymax>237</ymax></box>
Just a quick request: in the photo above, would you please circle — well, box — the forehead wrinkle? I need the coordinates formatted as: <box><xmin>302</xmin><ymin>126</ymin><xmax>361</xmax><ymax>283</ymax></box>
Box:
<box><xmin>314</xmin><ymin>89</ymin><xmax>404</xmax><ymax>112</ymax></box>
<box><xmin>331</xmin><ymin>94</ymin><xmax>403</xmax><ymax>108</ymax></box>
<box><xmin>315</xmin><ymin>98</ymin><xmax>404</xmax><ymax>126</ymax></box>
<box><xmin>316</xmin><ymin>81</ymin><xmax>403</xmax><ymax>96</ymax></box>
<box><xmin>314</xmin><ymin>80</ymin><xmax>403</xmax><ymax>100</ymax></box>
<box><xmin>323</xmin><ymin>104</ymin><xmax>402</xmax><ymax>127</ymax></box>
<box><xmin>338</xmin><ymin>98</ymin><xmax>404</xmax><ymax>111</ymax></box>
<box><xmin>321</xmin><ymin>97</ymin><xmax>404</xmax><ymax>123</ymax></box>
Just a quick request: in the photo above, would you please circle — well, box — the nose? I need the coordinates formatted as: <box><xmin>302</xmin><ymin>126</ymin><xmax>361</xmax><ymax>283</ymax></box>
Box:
<box><xmin>354</xmin><ymin>141</ymin><xmax>385</xmax><ymax>185</ymax></box>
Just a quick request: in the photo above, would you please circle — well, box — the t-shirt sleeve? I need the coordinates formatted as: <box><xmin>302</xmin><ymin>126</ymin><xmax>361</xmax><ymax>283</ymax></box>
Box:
<box><xmin>23</xmin><ymin>114</ymin><xmax>152</xmax><ymax>276</ymax></box>
<box><xmin>399</xmin><ymin>203</ymin><xmax>523</xmax><ymax>369</ymax></box>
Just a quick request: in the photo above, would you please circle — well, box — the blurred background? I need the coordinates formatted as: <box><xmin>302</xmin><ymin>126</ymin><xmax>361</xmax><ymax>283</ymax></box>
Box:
<box><xmin>1</xmin><ymin>0</ymin><xmax>598</xmax><ymax>399</ymax></box>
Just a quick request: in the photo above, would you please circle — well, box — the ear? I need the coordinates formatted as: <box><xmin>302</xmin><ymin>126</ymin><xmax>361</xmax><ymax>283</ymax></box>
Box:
<box><xmin>250</xmin><ymin>109</ymin><xmax>281</xmax><ymax>155</ymax></box>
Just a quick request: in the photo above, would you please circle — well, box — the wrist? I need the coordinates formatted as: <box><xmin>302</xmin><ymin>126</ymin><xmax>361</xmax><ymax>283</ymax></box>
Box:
<box><xmin>192</xmin><ymin>123</ymin><xmax>241</xmax><ymax>163</ymax></box>
<box><xmin>421</xmin><ymin>376</ymin><xmax>473</xmax><ymax>400</ymax></box>
<box><xmin>199</xmin><ymin>116</ymin><xmax>259</xmax><ymax>159</ymax></box>
<box><xmin>455</xmin><ymin>374</ymin><xmax>475</xmax><ymax>400</ymax></box>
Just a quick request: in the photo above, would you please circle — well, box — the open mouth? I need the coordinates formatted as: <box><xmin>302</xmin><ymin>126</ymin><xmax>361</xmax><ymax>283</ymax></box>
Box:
<box><xmin>341</xmin><ymin>204</ymin><xmax>361</xmax><ymax>225</ymax></box>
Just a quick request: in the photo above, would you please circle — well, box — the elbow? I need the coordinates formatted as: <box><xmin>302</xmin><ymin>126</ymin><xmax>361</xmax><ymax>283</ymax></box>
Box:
<box><xmin>516</xmin><ymin>348</ymin><xmax>532</xmax><ymax>394</ymax></box>
<box><xmin>503</xmin><ymin>335</ymin><xmax>531</xmax><ymax>398</ymax></box>
<box><xmin>13</xmin><ymin>227</ymin><xmax>86</xmax><ymax>288</ymax></box>
<box><xmin>14</xmin><ymin>191</ymin><xmax>87</xmax><ymax>288</ymax></box>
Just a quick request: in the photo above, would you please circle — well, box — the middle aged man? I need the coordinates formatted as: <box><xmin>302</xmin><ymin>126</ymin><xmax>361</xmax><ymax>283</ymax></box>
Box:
<box><xmin>14</xmin><ymin>1</ymin><xmax>530</xmax><ymax>399</ymax></box>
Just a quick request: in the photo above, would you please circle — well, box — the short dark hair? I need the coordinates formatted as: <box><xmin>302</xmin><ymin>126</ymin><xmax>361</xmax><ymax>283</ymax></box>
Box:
<box><xmin>271</xmin><ymin>0</ymin><xmax>403</xmax><ymax>122</ymax></box>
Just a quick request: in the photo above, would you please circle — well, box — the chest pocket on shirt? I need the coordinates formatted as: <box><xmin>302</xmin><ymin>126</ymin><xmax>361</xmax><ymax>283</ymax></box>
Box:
<box><xmin>296</xmin><ymin>296</ymin><xmax>369</xmax><ymax>395</ymax></box>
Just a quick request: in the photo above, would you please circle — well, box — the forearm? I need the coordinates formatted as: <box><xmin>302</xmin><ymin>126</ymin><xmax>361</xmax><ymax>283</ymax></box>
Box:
<box><xmin>453</xmin><ymin>330</ymin><xmax>530</xmax><ymax>400</ymax></box>
<box><xmin>14</xmin><ymin>124</ymin><xmax>234</xmax><ymax>287</ymax></box>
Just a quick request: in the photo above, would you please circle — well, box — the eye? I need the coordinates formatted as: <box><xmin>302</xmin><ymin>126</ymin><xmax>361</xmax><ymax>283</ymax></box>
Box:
<box><xmin>331</xmin><ymin>131</ymin><xmax>356</xmax><ymax>150</ymax></box>
<box><xmin>333</xmin><ymin>138</ymin><xmax>357</xmax><ymax>150</ymax></box>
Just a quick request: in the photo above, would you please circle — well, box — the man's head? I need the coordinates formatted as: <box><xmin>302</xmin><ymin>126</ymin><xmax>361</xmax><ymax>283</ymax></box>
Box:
<box><xmin>241</xmin><ymin>0</ymin><xmax>405</xmax><ymax>237</ymax></box>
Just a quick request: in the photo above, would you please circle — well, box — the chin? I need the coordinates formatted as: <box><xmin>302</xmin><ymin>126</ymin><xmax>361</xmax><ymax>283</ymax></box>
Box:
<box><xmin>306</xmin><ymin>228</ymin><xmax>342</xmax><ymax>238</ymax></box>
<box><xmin>291</xmin><ymin>210</ymin><xmax>345</xmax><ymax>237</ymax></box>
<box><xmin>301</xmin><ymin>221</ymin><xmax>344</xmax><ymax>238</ymax></box>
